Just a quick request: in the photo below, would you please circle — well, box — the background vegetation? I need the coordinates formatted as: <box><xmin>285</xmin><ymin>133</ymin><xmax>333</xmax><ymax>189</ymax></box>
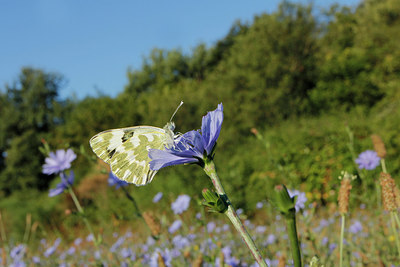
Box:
<box><xmin>1</xmin><ymin>0</ymin><xmax>399</xmax><ymax>242</ymax></box>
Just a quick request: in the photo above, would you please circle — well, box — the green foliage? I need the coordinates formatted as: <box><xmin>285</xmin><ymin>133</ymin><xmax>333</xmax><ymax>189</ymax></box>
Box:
<box><xmin>0</xmin><ymin>68</ymin><xmax>66</xmax><ymax>195</ymax></box>
<box><xmin>1</xmin><ymin>0</ymin><xmax>400</xmax><ymax>239</ymax></box>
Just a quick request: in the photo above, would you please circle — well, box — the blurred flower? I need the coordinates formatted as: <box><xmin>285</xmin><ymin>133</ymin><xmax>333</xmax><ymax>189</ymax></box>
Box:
<box><xmin>171</xmin><ymin>194</ymin><xmax>191</xmax><ymax>214</ymax></box>
<box><xmin>32</xmin><ymin>256</ymin><xmax>40</xmax><ymax>264</ymax></box>
<box><xmin>149</xmin><ymin>103</ymin><xmax>223</xmax><ymax>170</ymax></box>
<box><xmin>236</xmin><ymin>208</ymin><xmax>243</xmax><ymax>215</ymax></box>
<box><xmin>44</xmin><ymin>238</ymin><xmax>61</xmax><ymax>257</ymax></box>
<box><xmin>168</xmin><ymin>220</ymin><xmax>182</xmax><ymax>234</ymax></box>
<box><xmin>255</xmin><ymin>225</ymin><xmax>267</xmax><ymax>234</ymax></box>
<box><xmin>49</xmin><ymin>171</ymin><xmax>74</xmax><ymax>197</ymax></box>
<box><xmin>329</xmin><ymin>243</ymin><xmax>337</xmax><ymax>254</ymax></box>
<box><xmin>86</xmin><ymin>233</ymin><xmax>95</xmax><ymax>242</ymax></box>
<box><xmin>149</xmin><ymin>248</ymin><xmax>171</xmax><ymax>267</ymax></box>
<box><xmin>120</xmin><ymin>248</ymin><xmax>134</xmax><ymax>258</ymax></box>
<box><xmin>74</xmin><ymin>237</ymin><xmax>82</xmax><ymax>246</ymax></box>
<box><xmin>67</xmin><ymin>247</ymin><xmax>76</xmax><ymax>255</ymax></box>
<box><xmin>265</xmin><ymin>234</ymin><xmax>276</xmax><ymax>246</ymax></box>
<box><xmin>207</xmin><ymin>221</ymin><xmax>216</xmax><ymax>232</ymax></box>
<box><xmin>108</xmin><ymin>172</ymin><xmax>129</xmax><ymax>189</ymax></box>
<box><xmin>288</xmin><ymin>189</ymin><xmax>307</xmax><ymax>212</ymax></box>
<box><xmin>349</xmin><ymin>220</ymin><xmax>363</xmax><ymax>234</ymax></box>
<box><xmin>355</xmin><ymin>150</ymin><xmax>380</xmax><ymax>170</ymax></box>
<box><xmin>152</xmin><ymin>192</ymin><xmax>163</xmax><ymax>203</ymax></box>
<box><xmin>10</xmin><ymin>245</ymin><xmax>25</xmax><ymax>260</ymax></box>
<box><xmin>110</xmin><ymin>237</ymin><xmax>125</xmax><ymax>253</ymax></box>
<box><xmin>43</xmin><ymin>149</ymin><xmax>76</xmax><ymax>175</ymax></box>
<box><xmin>256</xmin><ymin>202</ymin><xmax>264</xmax><ymax>209</ymax></box>
<box><xmin>172</xmin><ymin>235</ymin><xmax>190</xmax><ymax>249</ymax></box>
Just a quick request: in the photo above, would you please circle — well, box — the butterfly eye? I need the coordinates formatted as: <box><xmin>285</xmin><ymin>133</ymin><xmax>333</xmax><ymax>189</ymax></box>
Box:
<box><xmin>168</xmin><ymin>122</ymin><xmax>175</xmax><ymax>131</ymax></box>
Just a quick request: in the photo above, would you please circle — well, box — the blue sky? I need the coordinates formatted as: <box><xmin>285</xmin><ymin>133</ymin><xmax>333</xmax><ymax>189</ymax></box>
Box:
<box><xmin>1</xmin><ymin>0</ymin><xmax>360</xmax><ymax>99</ymax></box>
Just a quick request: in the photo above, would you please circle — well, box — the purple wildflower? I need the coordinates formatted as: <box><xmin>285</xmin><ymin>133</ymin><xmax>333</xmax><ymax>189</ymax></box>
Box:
<box><xmin>149</xmin><ymin>103</ymin><xmax>223</xmax><ymax>170</ymax></box>
<box><xmin>149</xmin><ymin>248</ymin><xmax>171</xmax><ymax>267</ymax></box>
<box><xmin>256</xmin><ymin>202</ymin><xmax>264</xmax><ymax>209</ymax></box>
<box><xmin>168</xmin><ymin>220</ymin><xmax>182</xmax><ymax>234</ymax></box>
<box><xmin>207</xmin><ymin>221</ymin><xmax>216</xmax><ymax>233</ymax></box>
<box><xmin>42</xmin><ymin>149</ymin><xmax>76</xmax><ymax>175</ymax></box>
<box><xmin>255</xmin><ymin>225</ymin><xmax>267</xmax><ymax>234</ymax></box>
<box><xmin>110</xmin><ymin>237</ymin><xmax>125</xmax><ymax>253</ymax></box>
<box><xmin>329</xmin><ymin>243</ymin><xmax>337</xmax><ymax>254</ymax></box>
<box><xmin>172</xmin><ymin>235</ymin><xmax>190</xmax><ymax>249</ymax></box>
<box><xmin>44</xmin><ymin>238</ymin><xmax>61</xmax><ymax>257</ymax></box>
<box><xmin>355</xmin><ymin>150</ymin><xmax>380</xmax><ymax>170</ymax></box>
<box><xmin>152</xmin><ymin>192</ymin><xmax>163</xmax><ymax>203</ymax></box>
<box><xmin>349</xmin><ymin>220</ymin><xmax>363</xmax><ymax>234</ymax></box>
<box><xmin>171</xmin><ymin>194</ymin><xmax>191</xmax><ymax>214</ymax></box>
<box><xmin>10</xmin><ymin>245</ymin><xmax>25</xmax><ymax>260</ymax></box>
<box><xmin>265</xmin><ymin>234</ymin><xmax>276</xmax><ymax>245</ymax></box>
<box><xmin>288</xmin><ymin>189</ymin><xmax>307</xmax><ymax>212</ymax></box>
<box><xmin>108</xmin><ymin>172</ymin><xmax>129</xmax><ymax>189</ymax></box>
<box><xmin>48</xmin><ymin>171</ymin><xmax>74</xmax><ymax>197</ymax></box>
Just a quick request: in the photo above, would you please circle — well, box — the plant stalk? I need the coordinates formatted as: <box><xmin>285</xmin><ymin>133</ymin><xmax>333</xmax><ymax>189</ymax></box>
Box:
<box><xmin>67</xmin><ymin>187</ymin><xmax>99</xmax><ymax>247</ymax></box>
<box><xmin>390</xmin><ymin>212</ymin><xmax>400</xmax><ymax>259</ymax></box>
<box><xmin>285</xmin><ymin>213</ymin><xmax>302</xmax><ymax>267</ymax></box>
<box><xmin>339</xmin><ymin>214</ymin><xmax>345</xmax><ymax>267</ymax></box>
<box><xmin>204</xmin><ymin>160</ymin><xmax>268</xmax><ymax>267</ymax></box>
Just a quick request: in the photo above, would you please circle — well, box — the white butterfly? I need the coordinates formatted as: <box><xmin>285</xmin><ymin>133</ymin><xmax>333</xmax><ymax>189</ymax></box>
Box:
<box><xmin>89</xmin><ymin>102</ymin><xmax>182</xmax><ymax>186</ymax></box>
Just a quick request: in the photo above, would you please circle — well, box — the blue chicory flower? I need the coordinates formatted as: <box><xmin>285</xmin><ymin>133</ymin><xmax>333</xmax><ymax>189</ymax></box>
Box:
<box><xmin>349</xmin><ymin>220</ymin><xmax>363</xmax><ymax>234</ymax></box>
<box><xmin>171</xmin><ymin>194</ymin><xmax>191</xmax><ymax>214</ymax></box>
<box><xmin>108</xmin><ymin>172</ymin><xmax>129</xmax><ymax>189</ymax></box>
<box><xmin>42</xmin><ymin>149</ymin><xmax>77</xmax><ymax>175</ymax></box>
<box><xmin>10</xmin><ymin>245</ymin><xmax>25</xmax><ymax>260</ymax></box>
<box><xmin>355</xmin><ymin>150</ymin><xmax>381</xmax><ymax>170</ymax></box>
<box><xmin>207</xmin><ymin>221</ymin><xmax>216</xmax><ymax>233</ymax></box>
<box><xmin>172</xmin><ymin>235</ymin><xmax>191</xmax><ymax>249</ymax></box>
<box><xmin>149</xmin><ymin>103</ymin><xmax>223</xmax><ymax>171</ymax></box>
<box><xmin>152</xmin><ymin>192</ymin><xmax>163</xmax><ymax>203</ymax></box>
<box><xmin>168</xmin><ymin>220</ymin><xmax>182</xmax><ymax>234</ymax></box>
<box><xmin>149</xmin><ymin>248</ymin><xmax>171</xmax><ymax>267</ymax></box>
<box><xmin>44</xmin><ymin>238</ymin><xmax>61</xmax><ymax>257</ymax></box>
<box><xmin>48</xmin><ymin>171</ymin><xmax>74</xmax><ymax>197</ymax></box>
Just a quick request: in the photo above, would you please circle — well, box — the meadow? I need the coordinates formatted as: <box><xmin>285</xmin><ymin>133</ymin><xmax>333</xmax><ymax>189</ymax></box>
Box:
<box><xmin>1</xmin><ymin>0</ymin><xmax>400</xmax><ymax>266</ymax></box>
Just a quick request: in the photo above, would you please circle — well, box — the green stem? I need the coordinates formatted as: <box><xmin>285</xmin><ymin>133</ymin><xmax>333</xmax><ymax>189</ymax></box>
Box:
<box><xmin>285</xmin><ymin>213</ymin><xmax>302</xmax><ymax>267</ymax></box>
<box><xmin>204</xmin><ymin>160</ymin><xmax>268</xmax><ymax>267</ymax></box>
<box><xmin>381</xmin><ymin>159</ymin><xmax>387</xmax><ymax>173</ymax></box>
<box><xmin>390</xmin><ymin>212</ymin><xmax>400</xmax><ymax>259</ymax></box>
<box><xmin>67</xmin><ymin>187</ymin><xmax>99</xmax><ymax>246</ymax></box>
<box><xmin>121</xmin><ymin>186</ymin><xmax>142</xmax><ymax>217</ymax></box>
<box><xmin>339</xmin><ymin>214</ymin><xmax>345</xmax><ymax>267</ymax></box>
<box><xmin>394</xmin><ymin>213</ymin><xmax>400</xmax><ymax>233</ymax></box>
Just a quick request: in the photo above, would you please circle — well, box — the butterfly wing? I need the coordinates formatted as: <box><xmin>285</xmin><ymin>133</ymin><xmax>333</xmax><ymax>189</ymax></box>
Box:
<box><xmin>90</xmin><ymin>126</ymin><xmax>167</xmax><ymax>186</ymax></box>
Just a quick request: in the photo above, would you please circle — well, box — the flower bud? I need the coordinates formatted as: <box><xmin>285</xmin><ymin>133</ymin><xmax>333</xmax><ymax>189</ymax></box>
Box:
<box><xmin>380</xmin><ymin>172</ymin><xmax>397</xmax><ymax>212</ymax></box>
<box><xmin>371</xmin><ymin>134</ymin><xmax>386</xmax><ymax>158</ymax></box>
<box><xmin>201</xmin><ymin>188</ymin><xmax>228</xmax><ymax>213</ymax></box>
<box><xmin>338</xmin><ymin>171</ymin><xmax>354</xmax><ymax>215</ymax></box>
<box><xmin>270</xmin><ymin>184</ymin><xmax>296</xmax><ymax>216</ymax></box>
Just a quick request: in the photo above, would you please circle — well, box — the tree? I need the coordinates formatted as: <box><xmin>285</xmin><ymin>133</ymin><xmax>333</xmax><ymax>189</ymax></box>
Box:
<box><xmin>0</xmin><ymin>68</ymin><xmax>65</xmax><ymax>195</ymax></box>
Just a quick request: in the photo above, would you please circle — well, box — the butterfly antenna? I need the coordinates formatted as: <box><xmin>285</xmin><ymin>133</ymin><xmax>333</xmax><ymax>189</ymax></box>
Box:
<box><xmin>170</xmin><ymin>101</ymin><xmax>184</xmax><ymax>122</ymax></box>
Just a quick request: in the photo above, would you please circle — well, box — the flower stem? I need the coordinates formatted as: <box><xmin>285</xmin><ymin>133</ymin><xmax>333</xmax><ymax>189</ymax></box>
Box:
<box><xmin>390</xmin><ymin>211</ymin><xmax>400</xmax><ymax>259</ymax></box>
<box><xmin>204</xmin><ymin>160</ymin><xmax>268</xmax><ymax>267</ymax></box>
<box><xmin>67</xmin><ymin>187</ymin><xmax>99</xmax><ymax>246</ymax></box>
<box><xmin>285</xmin><ymin>213</ymin><xmax>302</xmax><ymax>267</ymax></box>
<box><xmin>121</xmin><ymin>186</ymin><xmax>142</xmax><ymax>218</ymax></box>
<box><xmin>339</xmin><ymin>214</ymin><xmax>345</xmax><ymax>267</ymax></box>
<box><xmin>381</xmin><ymin>159</ymin><xmax>387</xmax><ymax>174</ymax></box>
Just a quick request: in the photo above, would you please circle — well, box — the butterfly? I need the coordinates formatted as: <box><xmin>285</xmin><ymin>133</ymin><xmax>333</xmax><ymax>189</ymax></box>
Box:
<box><xmin>89</xmin><ymin>102</ymin><xmax>183</xmax><ymax>186</ymax></box>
